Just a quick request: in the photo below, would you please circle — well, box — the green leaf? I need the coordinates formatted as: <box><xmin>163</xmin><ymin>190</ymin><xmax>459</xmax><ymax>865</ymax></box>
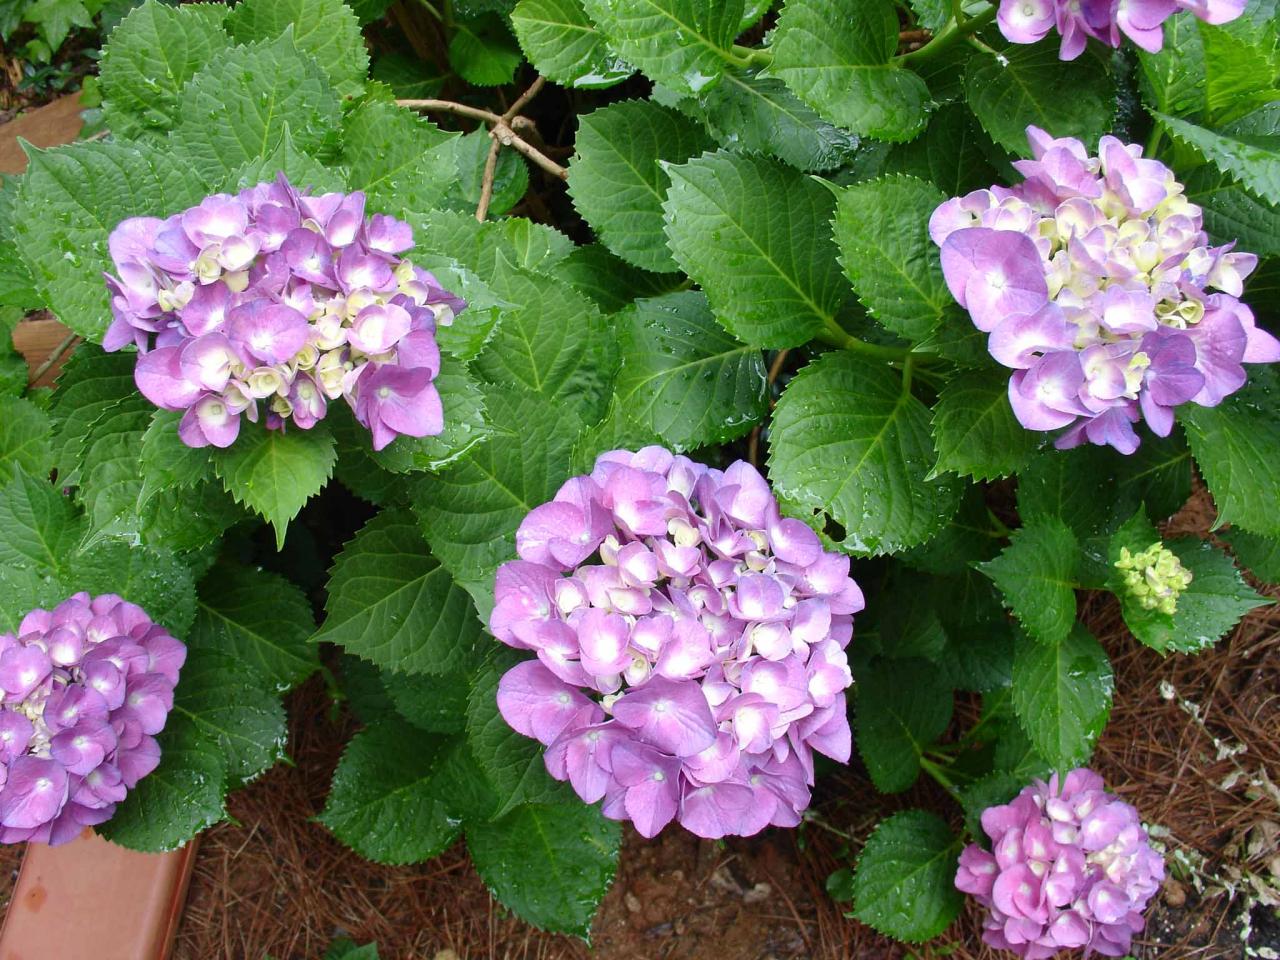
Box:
<box><xmin>169</xmin><ymin>649</ymin><xmax>286</xmax><ymax>784</ymax></box>
<box><xmin>467</xmin><ymin>801</ymin><xmax>621</xmax><ymax>938</ymax></box>
<box><xmin>616</xmin><ymin>290</ymin><xmax>766</xmax><ymax>451</ymax></box>
<box><xmin>0</xmin><ymin>465</ymin><xmax>82</xmax><ymax>572</ymax></box>
<box><xmin>511</xmin><ymin>0</ymin><xmax>633</xmax><ymax>88</ymax></box>
<box><xmin>568</xmin><ymin>100</ymin><xmax>712</xmax><ymax>273</ymax></box>
<box><xmin>342</xmin><ymin>101</ymin><xmax>459</xmax><ymax>223</ymax></box>
<box><xmin>222</xmin><ymin>124</ymin><xmax>346</xmax><ymax>196</ymax></box>
<box><xmin>467</xmin><ymin>654</ymin><xmax>576</xmax><ymax>818</ymax></box>
<box><xmin>366</xmin><ymin>367</ymin><xmax>490</xmax><ymax>474</ymax></box>
<box><xmin>475</xmin><ymin>261</ymin><xmax>615</xmax><ymax>423</ymax></box>
<box><xmin>851</xmin><ymin>810</ymin><xmax>962</xmax><ymax>942</ymax></box>
<box><xmin>931</xmin><ymin>371</ymin><xmax>1038</xmax><ymax>481</ymax></box>
<box><xmin>13</xmin><ymin>143</ymin><xmax>210</xmax><ymax>342</ymax></box>
<box><xmin>1109</xmin><ymin>521</ymin><xmax>1270</xmax><ymax>654</ymax></box>
<box><xmin>371</xmin><ymin>51</ymin><xmax>444</xmax><ymax>99</ymax></box>
<box><xmin>319</xmin><ymin>721</ymin><xmax>466</xmax><ymax>864</ymax></box>
<box><xmin>959</xmin><ymin>772</ymin><xmax>1025</xmax><ymax>839</ymax></box>
<box><xmin>979</xmin><ymin>518</ymin><xmax>1078</xmax><ymax>645</ymax></box>
<box><xmin>99</xmin><ymin>0</ymin><xmax>232</xmax><ymax>140</ymax></box>
<box><xmin>833</xmin><ymin>175</ymin><xmax>951</xmax><ymax>341</ymax></box>
<box><xmin>1137</xmin><ymin>12</ymin><xmax>1205</xmax><ymax>118</ymax></box>
<box><xmin>662</xmin><ymin>151</ymin><xmax>847</xmax><ymax>348</ymax></box>
<box><xmin>313</xmin><ymin>511</ymin><xmax>485</xmax><ymax>675</ymax></box>
<box><xmin>1180</xmin><ymin>367</ymin><xmax>1280</xmax><ymax>537</ymax></box>
<box><xmin>416</xmin><ymin>209</ymin><xmax>574</xmax><ymax>279</ymax></box>
<box><xmin>1200</xmin><ymin>15</ymin><xmax>1280</xmax><ymax>126</ymax></box>
<box><xmin>1156</xmin><ymin>106</ymin><xmax>1280</xmax><ymax>204</ymax></box>
<box><xmin>382</xmin><ymin>669</ymin><xmax>469</xmax><ymax>734</ymax></box>
<box><xmin>579</xmin><ymin>0</ymin><xmax>742</xmax><ymax>94</ymax></box>
<box><xmin>212</xmin><ymin>423</ymin><xmax>337</xmax><ymax>550</ymax></box>
<box><xmin>67</xmin><ymin>540</ymin><xmax>198</xmax><ymax>635</ymax></box>
<box><xmin>24</xmin><ymin>0</ymin><xmax>93</xmax><ymax>51</ymax></box>
<box><xmin>138</xmin><ymin>410</ymin><xmax>214</xmax><ymax>506</ymax></box>
<box><xmin>1222</xmin><ymin>527</ymin><xmax>1280</xmax><ymax>582</ymax></box>
<box><xmin>694</xmin><ymin>70</ymin><xmax>858</xmax><ymax>173</ymax></box>
<box><xmin>226</xmin><ymin>0</ymin><xmax>369</xmax><ymax>89</ymax></box>
<box><xmin>324</xmin><ymin>939</ymin><xmax>380</xmax><ymax>960</ymax></box>
<box><xmin>885</xmin><ymin>102</ymin><xmax>999</xmax><ymax>196</ymax></box>
<box><xmin>553</xmin><ymin>244</ymin><xmax>686</xmax><ymax>313</ymax></box>
<box><xmin>174</xmin><ymin>32</ymin><xmax>342</xmax><ymax>177</ymax></box>
<box><xmin>965</xmin><ymin>40</ymin><xmax>1114</xmax><ymax>156</ymax></box>
<box><xmin>0</xmin><ymin>395</ymin><xmax>52</xmax><ymax>483</ymax></box>
<box><xmin>570</xmin><ymin>395</ymin><xmax>664</xmax><ymax>474</ymax></box>
<box><xmin>769</xmin><ymin>0</ymin><xmax>928</xmax><ymax>142</ymax></box>
<box><xmin>76</xmin><ymin>398</ymin><xmax>152</xmax><ymax>543</ymax></box>
<box><xmin>854</xmin><ymin>658</ymin><xmax>952</xmax><ymax>793</ymax></box>
<box><xmin>449</xmin><ymin>14</ymin><xmax>524</xmax><ymax>86</ymax></box>
<box><xmin>413</xmin><ymin>385</ymin><xmax>578</xmax><ymax>595</ymax></box>
<box><xmin>768</xmin><ymin>352</ymin><xmax>960</xmax><ymax>555</ymax></box>
<box><xmin>899</xmin><ymin>484</ymin><xmax>1002</xmax><ymax>577</ymax></box>
<box><xmin>1011</xmin><ymin>623</ymin><xmax>1112</xmax><ymax>769</ymax></box>
<box><xmin>98</xmin><ymin>714</ymin><xmax>227</xmax><ymax>852</ymax></box>
<box><xmin>189</xmin><ymin>562</ymin><xmax>318</xmax><ymax>692</ymax></box>
<box><xmin>1184</xmin><ymin>166</ymin><xmax>1280</xmax><ymax>256</ymax></box>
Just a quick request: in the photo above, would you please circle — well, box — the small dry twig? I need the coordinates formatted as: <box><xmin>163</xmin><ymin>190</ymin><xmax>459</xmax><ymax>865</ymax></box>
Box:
<box><xmin>474</xmin><ymin>137</ymin><xmax>502</xmax><ymax>222</ymax></box>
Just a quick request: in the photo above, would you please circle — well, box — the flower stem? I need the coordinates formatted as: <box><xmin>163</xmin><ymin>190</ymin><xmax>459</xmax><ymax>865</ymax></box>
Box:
<box><xmin>920</xmin><ymin>756</ymin><xmax>964</xmax><ymax>802</ymax></box>
<box><xmin>731</xmin><ymin>44</ymin><xmax>773</xmax><ymax>69</ymax></box>
<box><xmin>816</xmin><ymin>320</ymin><xmax>911</xmax><ymax>361</ymax></box>
<box><xmin>898</xmin><ymin>3</ymin><xmax>997</xmax><ymax>66</ymax></box>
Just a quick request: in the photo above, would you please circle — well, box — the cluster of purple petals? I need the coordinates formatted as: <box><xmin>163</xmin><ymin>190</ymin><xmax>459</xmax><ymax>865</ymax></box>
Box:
<box><xmin>490</xmin><ymin>447</ymin><xmax>863</xmax><ymax>840</ymax></box>
<box><xmin>998</xmin><ymin>0</ymin><xmax>1246</xmax><ymax>59</ymax></box>
<box><xmin>0</xmin><ymin>594</ymin><xmax>185</xmax><ymax>846</ymax></box>
<box><xmin>956</xmin><ymin>769</ymin><xmax>1165</xmax><ymax>958</ymax></box>
<box><xmin>931</xmin><ymin>126</ymin><xmax>1279</xmax><ymax>454</ymax></box>
<box><xmin>103</xmin><ymin>174</ymin><xmax>466</xmax><ymax>451</ymax></box>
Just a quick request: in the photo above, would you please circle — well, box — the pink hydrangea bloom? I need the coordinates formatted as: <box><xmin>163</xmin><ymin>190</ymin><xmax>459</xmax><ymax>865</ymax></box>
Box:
<box><xmin>997</xmin><ymin>0</ymin><xmax>1246</xmax><ymax>60</ymax></box>
<box><xmin>932</xmin><ymin>126</ymin><xmax>1278</xmax><ymax>454</ymax></box>
<box><xmin>490</xmin><ymin>447</ymin><xmax>863</xmax><ymax>839</ymax></box>
<box><xmin>0</xmin><ymin>593</ymin><xmax>185</xmax><ymax>846</ymax></box>
<box><xmin>103</xmin><ymin>175</ymin><xmax>464</xmax><ymax>451</ymax></box>
<box><xmin>957</xmin><ymin>769</ymin><xmax>1165</xmax><ymax>958</ymax></box>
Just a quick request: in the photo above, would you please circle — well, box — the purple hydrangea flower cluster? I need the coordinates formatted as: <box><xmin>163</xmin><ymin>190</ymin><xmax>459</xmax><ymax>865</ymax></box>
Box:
<box><xmin>956</xmin><ymin>769</ymin><xmax>1165</xmax><ymax>958</ymax></box>
<box><xmin>0</xmin><ymin>594</ymin><xmax>185</xmax><ymax>846</ymax></box>
<box><xmin>931</xmin><ymin>126</ymin><xmax>1279</xmax><ymax>454</ymax></box>
<box><xmin>104</xmin><ymin>175</ymin><xmax>466</xmax><ymax>450</ymax></box>
<box><xmin>998</xmin><ymin>0</ymin><xmax>1246</xmax><ymax>59</ymax></box>
<box><xmin>490</xmin><ymin>447</ymin><xmax>863</xmax><ymax>839</ymax></box>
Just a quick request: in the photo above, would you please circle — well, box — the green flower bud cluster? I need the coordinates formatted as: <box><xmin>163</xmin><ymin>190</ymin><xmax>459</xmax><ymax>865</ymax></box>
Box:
<box><xmin>1115</xmin><ymin>542</ymin><xmax>1193</xmax><ymax>616</ymax></box>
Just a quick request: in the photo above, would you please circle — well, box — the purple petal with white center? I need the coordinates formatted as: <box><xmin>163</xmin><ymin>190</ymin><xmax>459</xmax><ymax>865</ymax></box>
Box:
<box><xmin>545</xmin><ymin>722</ymin><xmax>623</xmax><ymax>802</ymax></box>
<box><xmin>610</xmin><ymin>740</ymin><xmax>681</xmax><ymax>838</ymax></box>
<box><xmin>0</xmin><ymin>757</ymin><xmax>69</xmax><ymax>829</ymax></box>
<box><xmin>337</xmin><ymin>247</ymin><xmax>395</xmax><ymax>294</ymax></box>
<box><xmin>988</xmin><ymin>303</ymin><xmax>1076</xmax><ymax>369</ymax></box>
<box><xmin>226</xmin><ymin>300</ymin><xmax>311</xmax><ymax>364</ymax></box>
<box><xmin>179</xmin><ymin>394</ymin><xmax>241</xmax><ymax>448</ymax></box>
<box><xmin>0</xmin><ymin>712</ymin><xmax>33</xmax><ymax>762</ymax></box>
<box><xmin>181</xmin><ymin>194</ymin><xmax>249</xmax><ymax>245</ymax></box>
<box><xmin>497</xmin><ymin>660</ymin><xmax>602</xmax><ymax>746</ymax></box>
<box><xmin>575</xmin><ymin>608</ymin><xmax>633</xmax><ymax>676</ymax></box>
<box><xmin>678</xmin><ymin>781</ymin><xmax>757</xmax><ymax>839</ymax></box>
<box><xmin>367</xmin><ymin>214</ymin><xmax>414</xmax><ymax>255</ymax></box>
<box><xmin>135</xmin><ymin>346</ymin><xmax>203</xmax><ymax>411</ymax></box>
<box><xmin>939</xmin><ymin>228</ymin><xmax>1049</xmax><ymax>332</ymax></box>
<box><xmin>610</xmin><ymin>676</ymin><xmax>716</xmax><ymax>757</ymax></box>
<box><xmin>653</xmin><ymin>620</ymin><xmax>714</xmax><ymax>680</ymax></box>
<box><xmin>353</xmin><ymin>363</ymin><xmax>442</xmax><ymax>450</ymax></box>
<box><xmin>0</xmin><ymin>646</ymin><xmax>51</xmax><ymax>701</ymax></box>
<box><xmin>347</xmin><ymin>303</ymin><xmax>412</xmax><ymax>356</ymax></box>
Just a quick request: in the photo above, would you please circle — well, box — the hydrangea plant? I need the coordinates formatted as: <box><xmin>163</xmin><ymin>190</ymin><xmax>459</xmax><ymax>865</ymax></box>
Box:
<box><xmin>0</xmin><ymin>0</ymin><xmax>1274</xmax><ymax>949</ymax></box>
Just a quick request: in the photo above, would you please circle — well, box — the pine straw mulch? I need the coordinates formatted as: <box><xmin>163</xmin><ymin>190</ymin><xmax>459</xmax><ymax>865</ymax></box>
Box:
<box><xmin>0</xmin><ymin>490</ymin><xmax>1275</xmax><ymax>960</ymax></box>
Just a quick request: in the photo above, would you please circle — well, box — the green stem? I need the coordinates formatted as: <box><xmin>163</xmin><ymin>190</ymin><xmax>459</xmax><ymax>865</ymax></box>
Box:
<box><xmin>901</xmin><ymin>353</ymin><xmax>916</xmax><ymax>394</ymax></box>
<box><xmin>730</xmin><ymin>44</ymin><xmax>773</xmax><ymax>69</ymax></box>
<box><xmin>1145</xmin><ymin>124</ymin><xmax>1165</xmax><ymax>159</ymax></box>
<box><xmin>920</xmin><ymin>756</ymin><xmax>963</xmax><ymax>802</ymax></box>
<box><xmin>816</xmin><ymin>320</ymin><xmax>911</xmax><ymax>361</ymax></box>
<box><xmin>987</xmin><ymin>509</ymin><xmax>1012</xmax><ymax>539</ymax></box>
<box><xmin>899</xmin><ymin>3</ymin><xmax>997</xmax><ymax>66</ymax></box>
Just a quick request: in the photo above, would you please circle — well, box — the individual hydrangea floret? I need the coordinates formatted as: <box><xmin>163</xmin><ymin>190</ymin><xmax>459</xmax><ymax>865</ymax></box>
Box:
<box><xmin>104</xmin><ymin>175</ymin><xmax>466</xmax><ymax>451</ymax></box>
<box><xmin>0</xmin><ymin>593</ymin><xmax>185</xmax><ymax>846</ymax></box>
<box><xmin>931</xmin><ymin>125</ymin><xmax>1279</xmax><ymax>454</ymax></box>
<box><xmin>1115</xmin><ymin>542</ymin><xmax>1193</xmax><ymax>615</ymax></box>
<box><xmin>490</xmin><ymin>447</ymin><xmax>863</xmax><ymax>839</ymax></box>
<box><xmin>956</xmin><ymin>769</ymin><xmax>1165</xmax><ymax>958</ymax></box>
<box><xmin>998</xmin><ymin>0</ymin><xmax>1246</xmax><ymax>59</ymax></box>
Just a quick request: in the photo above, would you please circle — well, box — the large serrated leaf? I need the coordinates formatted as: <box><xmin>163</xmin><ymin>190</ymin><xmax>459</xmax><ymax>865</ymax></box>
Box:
<box><xmin>662</xmin><ymin>151</ymin><xmax>847</xmax><ymax>348</ymax></box>
<box><xmin>769</xmin><ymin>0</ymin><xmax>928</xmax><ymax>142</ymax></box>
<box><xmin>854</xmin><ymin>658</ymin><xmax>953</xmax><ymax>793</ymax></box>
<box><xmin>510</xmin><ymin>0</ymin><xmax>633</xmax><ymax>89</ymax></box>
<box><xmin>449</xmin><ymin>14</ymin><xmax>525</xmax><ymax>87</ymax></box>
<box><xmin>768</xmin><ymin>352</ymin><xmax>960</xmax><ymax>556</ymax></box>
<box><xmin>226</xmin><ymin>0</ymin><xmax>369</xmax><ymax>89</ymax></box>
<box><xmin>343</xmin><ymin>102</ymin><xmax>460</xmax><ymax>222</ymax></box>
<box><xmin>0</xmin><ymin>395</ymin><xmax>52</xmax><ymax>484</ymax></box>
<box><xmin>1184</xmin><ymin>166</ymin><xmax>1280</xmax><ymax>256</ymax></box>
<box><xmin>319</xmin><ymin>721</ymin><xmax>466</xmax><ymax>864</ymax></box>
<box><xmin>979</xmin><ymin>517</ymin><xmax>1078</xmax><ymax>645</ymax></box>
<box><xmin>852</xmin><ymin>810</ymin><xmax>962</xmax><ymax>942</ymax></box>
<box><xmin>213</xmin><ymin>423</ymin><xmax>336</xmax><ymax>550</ymax></box>
<box><xmin>833</xmin><ymin>175</ymin><xmax>951</xmax><ymax>341</ymax></box>
<box><xmin>466</xmin><ymin>801</ymin><xmax>621</xmax><ymax>939</ymax></box>
<box><xmin>67</xmin><ymin>540</ymin><xmax>198</xmax><ymax>636</ymax></box>
<box><xmin>616</xmin><ymin>290</ymin><xmax>765</xmax><ymax>452</ymax></box>
<box><xmin>174</xmin><ymin>32</ymin><xmax>342</xmax><ymax>177</ymax></box>
<box><xmin>1011</xmin><ymin>623</ymin><xmax>1112</xmax><ymax>769</ymax></box>
<box><xmin>1156</xmin><ymin>106</ymin><xmax>1280</xmax><ymax>205</ymax></box>
<box><xmin>567</xmin><ymin>100</ymin><xmax>711</xmax><ymax>272</ymax></box>
<box><xmin>313</xmin><ymin>511</ymin><xmax>485</xmax><ymax>675</ymax></box>
<box><xmin>13</xmin><ymin>143</ymin><xmax>210</xmax><ymax>342</ymax></box>
<box><xmin>99</xmin><ymin>0</ymin><xmax>232</xmax><ymax>140</ymax></box>
<box><xmin>189</xmin><ymin>562</ymin><xmax>318</xmax><ymax>692</ymax></box>
<box><xmin>931</xmin><ymin>372</ymin><xmax>1039</xmax><ymax>482</ymax></box>
<box><xmin>965</xmin><ymin>40</ymin><xmax>1114</xmax><ymax>156</ymax></box>
<box><xmin>580</xmin><ymin>0</ymin><xmax>742</xmax><ymax>95</ymax></box>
